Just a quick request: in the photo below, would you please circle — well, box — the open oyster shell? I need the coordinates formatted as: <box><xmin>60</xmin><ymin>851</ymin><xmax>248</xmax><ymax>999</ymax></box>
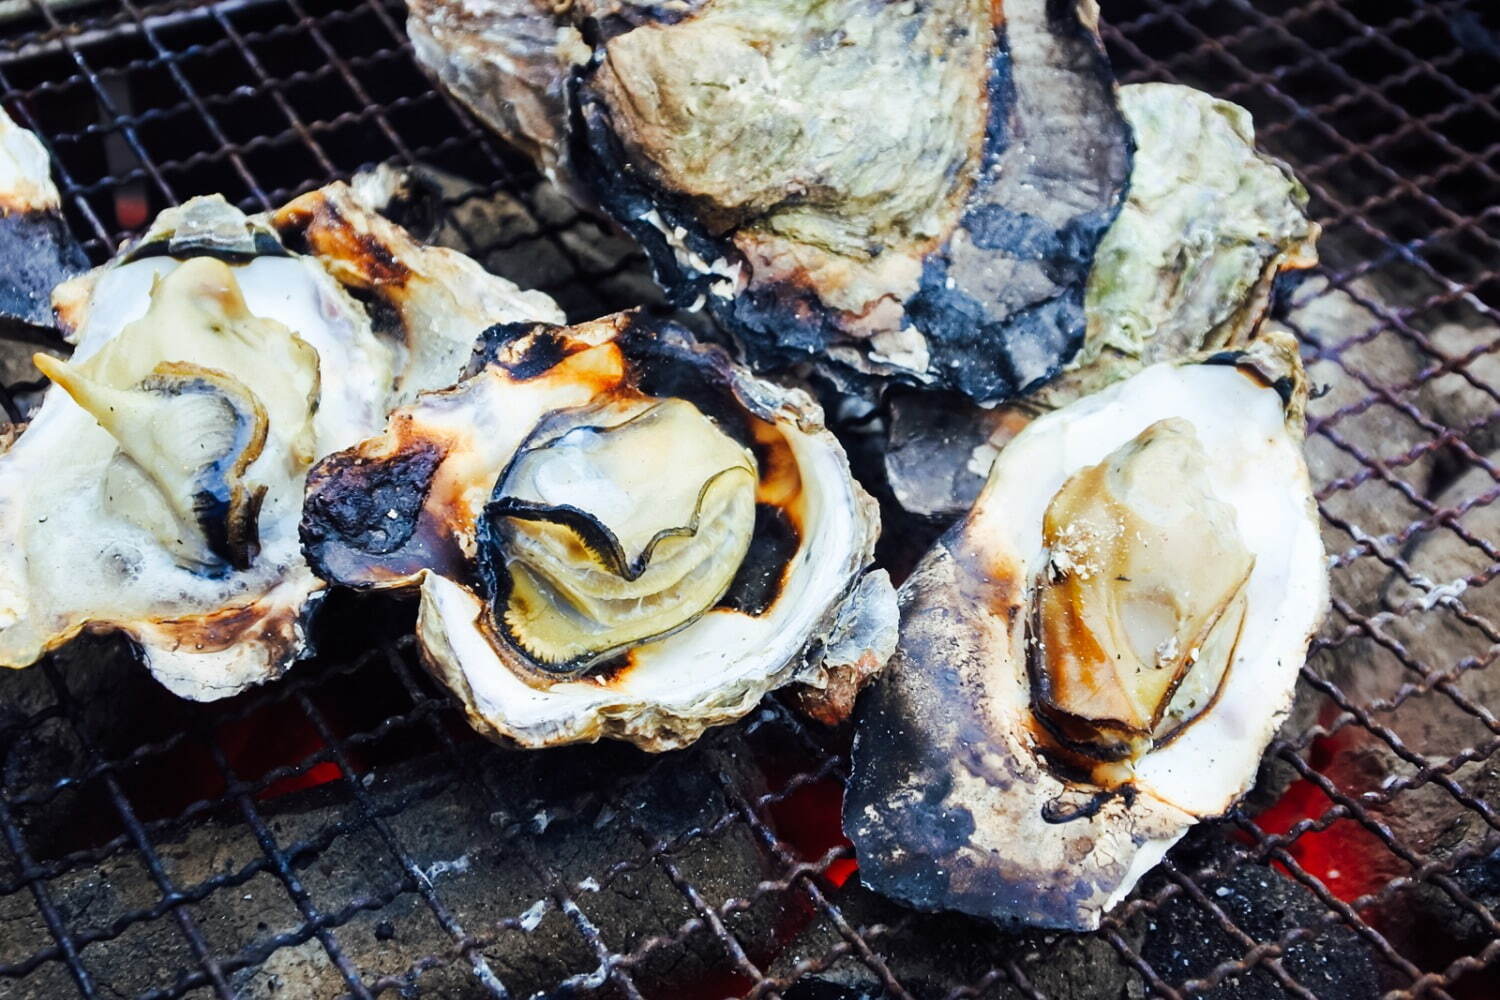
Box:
<box><xmin>0</xmin><ymin>106</ymin><xmax>87</xmax><ymax>338</ymax></box>
<box><xmin>886</xmin><ymin>82</ymin><xmax>1319</xmax><ymax>519</ymax></box>
<box><xmin>302</xmin><ymin>312</ymin><xmax>896</xmax><ymax>750</ymax></box>
<box><xmin>845</xmin><ymin>330</ymin><xmax>1327</xmax><ymax>930</ymax></box>
<box><xmin>407</xmin><ymin>0</ymin><xmax>1131</xmax><ymax>403</ymax></box>
<box><xmin>0</xmin><ymin>182</ymin><xmax>561</xmax><ymax>700</ymax></box>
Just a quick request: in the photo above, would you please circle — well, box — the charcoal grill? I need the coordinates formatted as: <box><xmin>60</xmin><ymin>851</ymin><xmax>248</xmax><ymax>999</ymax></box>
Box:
<box><xmin>1</xmin><ymin>0</ymin><xmax>1498</xmax><ymax>997</ymax></box>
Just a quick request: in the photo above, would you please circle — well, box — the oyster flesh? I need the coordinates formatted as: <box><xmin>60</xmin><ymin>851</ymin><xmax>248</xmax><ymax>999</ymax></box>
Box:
<box><xmin>0</xmin><ymin>106</ymin><xmax>87</xmax><ymax>338</ymax></box>
<box><xmin>845</xmin><ymin>329</ymin><xmax>1327</xmax><ymax>929</ymax></box>
<box><xmin>0</xmin><ymin>185</ymin><xmax>561</xmax><ymax>699</ymax></box>
<box><xmin>886</xmin><ymin>82</ymin><xmax>1320</xmax><ymax>519</ymax></box>
<box><xmin>302</xmin><ymin>312</ymin><xmax>896</xmax><ymax>750</ymax></box>
<box><xmin>407</xmin><ymin>0</ymin><xmax>1132</xmax><ymax>402</ymax></box>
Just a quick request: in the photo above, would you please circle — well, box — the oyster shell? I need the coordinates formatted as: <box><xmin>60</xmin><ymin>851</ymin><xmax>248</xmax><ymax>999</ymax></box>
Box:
<box><xmin>0</xmin><ymin>183</ymin><xmax>561</xmax><ymax>699</ymax></box>
<box><xmin>407</xmin><ymin>0</ymin><xmax>1132</xmax><ymax>402</ymax></box>
<box><xmin>302</xmin><ymin>312</ymin><xmax>897</xmax><ymax>750</ymax></box>
<box><xmin>845</xmin><ymin>330</ymin><xmax>1327</xmax><ymax>929</ymax></box>
<box><xmin>885</xmin><ymin>82</ymin><xmax>1318</xmax><ymax>519</ymax></box>
<box><xmin>0</xmin><ymin>106</ymin><xmax>87</xmax><ymax>339</ymax></box>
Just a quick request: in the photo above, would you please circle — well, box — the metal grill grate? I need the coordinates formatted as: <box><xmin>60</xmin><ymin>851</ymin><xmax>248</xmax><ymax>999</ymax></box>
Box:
<box><xmin>0</xmin><ymin>0</ymin><xmax>1497</xmax><ymax>997</ymax></box>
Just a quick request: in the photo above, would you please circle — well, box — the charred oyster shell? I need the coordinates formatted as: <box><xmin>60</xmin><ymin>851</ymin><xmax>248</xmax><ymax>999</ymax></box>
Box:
<box><xmin>845</xmin><ymin>330</ymin><xmax>1327</xmax><ymax>929</ymax></box>
<box><xmin>302</xmin><ymin>312</ymin><xmax>897</xmax><ymax>750</ymax></box>
<box><xmin>0</xmin><ymin>106</ymin><xmax>87</xmax><ymax>338</ymax></box>
<box><xmin>886</xmin><ymin>82</ymin><xmax>1320</xmax><ymax>519</ymax></box>
<box><xmin>0</xmin><ymin>183</ymin><xmax>561</xmax><ymax>699</ymax></box>
<box><xmin>407</xmin><ymin>0</ymin><xmax>1132</xmax><ymax>402</ymax></box>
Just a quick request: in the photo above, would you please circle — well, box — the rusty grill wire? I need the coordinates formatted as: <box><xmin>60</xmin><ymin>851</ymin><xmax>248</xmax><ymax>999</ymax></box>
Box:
<box><xmin>0</xmin><ymin>0</ymin><xmax>1497</xmax><ymax>997</ymax></box>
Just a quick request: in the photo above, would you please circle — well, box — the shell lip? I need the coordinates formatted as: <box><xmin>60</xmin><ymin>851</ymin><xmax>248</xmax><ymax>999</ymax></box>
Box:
<box><xmin>122</xmin><ymin>228</ymin><xmax>291</xmax><ymax>265</ymax></box>
<box><xmin>120</xmin><ymin>196</ymin><xmax>292</xmax><ymax>265</ymax></box>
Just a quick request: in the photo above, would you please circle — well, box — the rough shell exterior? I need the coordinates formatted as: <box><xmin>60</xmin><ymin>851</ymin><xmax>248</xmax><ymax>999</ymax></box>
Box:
<box><xmin>406</xmin><ymin>0</ymin><xmax>1132</xmax><ymax>402</ymax></box>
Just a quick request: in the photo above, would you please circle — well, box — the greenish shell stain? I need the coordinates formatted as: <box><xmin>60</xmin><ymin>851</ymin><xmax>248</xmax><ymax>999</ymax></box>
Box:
<box><xmin>1077</xmin><ymin>83</ymin><xmax>1317</xmax><ymax>383</ymax></box>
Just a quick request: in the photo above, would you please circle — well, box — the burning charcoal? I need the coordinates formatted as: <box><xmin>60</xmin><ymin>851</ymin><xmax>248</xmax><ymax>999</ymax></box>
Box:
<box><xmin>1417</xmin><ymin>317</ymin><xmax>1500</xmax><ymax>466</ymax></box>
<box><xmin>0</xmin><ymin>707</ymin><xmax>802</xmax><ymax>999</ymax></box>
<box><xmin>1284</xmin><ymin>456</ymin><xmax>1500</xmax><ymax>973</ymax></box>
<box><xmin>408</xmin><ymin>0</ymin><xmax>1132</xmax><ymax>402</ymax></box>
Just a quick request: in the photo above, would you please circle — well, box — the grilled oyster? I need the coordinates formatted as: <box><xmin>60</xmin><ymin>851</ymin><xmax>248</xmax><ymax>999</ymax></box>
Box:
<box><xmin>0</xmin><ymin>106</ymin><xmax>87</xmax><ymax>339</ymax></box>
<box><xmin>886</xmin><ymin>82</ymin><xmax>1320</xmax><ymax>518</ymax></box>
<box><xmin>845</xmin><ymin>330</ymin><xmax>1327</xmax><ymax>929</ymax></box>
<box><xmin>407</xmin><ymin>0</ymin><xmax>1131</xmax><ymax>402</ymax></box>
<box><xmin>0</xmin><ymin>184</ymin><xmax>561</xmax><ymax>699</ymax></box>
<box><xmin>303</xmin><ymin>312</ymin><xmax>896</xmax><ymax>750</ymax></box>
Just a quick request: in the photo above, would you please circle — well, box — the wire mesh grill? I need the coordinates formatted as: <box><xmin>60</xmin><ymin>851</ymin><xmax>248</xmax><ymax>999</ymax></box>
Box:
<box><xmin>0</xmin><ymin>0</ymin><xmax>1497</xmax><ymax>997</ymax></box>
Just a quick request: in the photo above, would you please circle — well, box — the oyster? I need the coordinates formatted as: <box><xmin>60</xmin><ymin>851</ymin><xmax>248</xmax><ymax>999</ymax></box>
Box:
<box><xmin>845</xmin><ymin>329</ymin><xmax>1327</xmax><ymax>929</ymax></box>
<box><xmin>302</xmin><ymin>312</ymin><xmax>897</xmax><ymax>750</ymax></box>
<box><xmin>407</xmin><ymin>0</ymin><xmax>1132</xmax><ymax>402</ymax></box>
<box><xmin>0</xmin><ymin>184</ymin><xmax>561</xmax><ymax>699</ymax></box>
<box><xmin>0</xmin><ymin>106</ymin><xmax>87</xmax><ymax>338</ymax></box>
<box><xmin>885</xmin><ymin>82</ymin><xmax>1319</xmax><ymax>519</ymax></box>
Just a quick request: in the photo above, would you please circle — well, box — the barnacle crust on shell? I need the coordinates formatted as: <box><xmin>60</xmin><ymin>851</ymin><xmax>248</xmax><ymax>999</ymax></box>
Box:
<box><xmin>302</xmin><ymin>312</ymin><xmax>897</xmax><ymax>750</ymax></box>
<box><xmin>845</xmin><ymin>330</ymin><xmax>1327</xmax><ymax>930</ymax></box>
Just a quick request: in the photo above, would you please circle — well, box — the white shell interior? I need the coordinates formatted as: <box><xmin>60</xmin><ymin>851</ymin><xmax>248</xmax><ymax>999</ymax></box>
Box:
<box><xmin>985</xmin><ymin>362</ymin><xmax>1325</xmax><ymax>816</ymax></box>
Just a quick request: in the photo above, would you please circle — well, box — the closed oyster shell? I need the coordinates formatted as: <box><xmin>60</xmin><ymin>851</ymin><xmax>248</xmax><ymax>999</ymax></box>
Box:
<box><xmin>407</xmin><ymin>0</ymin><xmax>1132</xmax><ymax>402</ymax></box>
<box><xmin>302</xmin><ymin>311</ymin><xmax>897</xmax><ymax>750</ymax></box>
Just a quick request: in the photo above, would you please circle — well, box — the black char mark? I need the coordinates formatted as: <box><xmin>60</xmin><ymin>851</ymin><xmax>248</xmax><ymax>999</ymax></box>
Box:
<box><xmin>717</xmin><ymin>503</ymin><xmax>799</xmax><ymax>616</ymax></box>
<box><xmin>0</xmin><ymin>207</ymin><xmax>87</xmax><ymax>336</ymax></box>
<box><xmin>301</xmin><ymin>441</ymin><xmax>447</xmax><ymax>585</ymax></box>
<box><xmin>844</xmin><ymin>537</ymin><xmax>1105</xmax><ymax>929</ymax></box>
<box><xmin>569</xmin><ymin>0</ymin><xmax>1131</xmax><ymax>403</ymax></box>
<box><xmin>469</xmin><ymin>321</ymin><xmax>572</xmax><ymax>379</ymax></box>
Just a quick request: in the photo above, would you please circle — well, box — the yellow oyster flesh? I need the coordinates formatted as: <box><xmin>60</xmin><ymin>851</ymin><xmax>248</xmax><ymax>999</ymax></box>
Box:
<box><xmin>490</xmin><ymin>396</ymin><xmax>758</xmax><ymax>672</ymax></box>
<box><xmin>32</xmin><ymin>256</ymin><xmax>318</xmax><ymax>573</ymax></box>
<box><xmin>1030</xmin><ymin>417</ymin><xmax>1254</xmax><ymax>764</ymax></box>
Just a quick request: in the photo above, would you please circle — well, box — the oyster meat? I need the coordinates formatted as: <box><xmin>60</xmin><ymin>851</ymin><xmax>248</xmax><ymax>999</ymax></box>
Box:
<box><xmin>302</xmin><ymin>312</ymin><xmax>897</xmax><ymax>750</ymax></box>
<box><xmin>0</xmin><ymin>106</ymin><xmax>87</xmax><ymax>338</ymax></box>
<box><xmin>0</xmin><ymin>183</ymin><xmax>561</xmax><ymax>699</ymax></box>
<box><xmin>885</xmin><ymin>82</ymin><xmax>1320</xmax><ymax>518</ymax></box>
<box><xmin>407</xmin><ymin>0</ymin><xmax>1132</xmax><ymax>402</ymax></box>
<box><xmin>845</xmin><ymin>330</ymin><xmax>1327</xmax><ymax>929</ymax></box>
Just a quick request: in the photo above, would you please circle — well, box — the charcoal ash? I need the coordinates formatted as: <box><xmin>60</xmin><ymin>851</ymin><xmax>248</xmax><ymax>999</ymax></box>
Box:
<box><xmin>1136</xmin><ymin>841</ymin><xmax>1383</xmax><ymax>1000</ymax></box>
<box><xmin>770</xmin><ymin>880</ymin><xmax>1146</xmax><ymax>1000</ymax></box>
<box><xmin>0</xmin><ymin>705</ymin><xmax>813</xmax><ymax>999</ymax></box>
